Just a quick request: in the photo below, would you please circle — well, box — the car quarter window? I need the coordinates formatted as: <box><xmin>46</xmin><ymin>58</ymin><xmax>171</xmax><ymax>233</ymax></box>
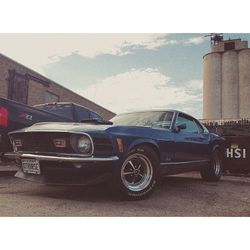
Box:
<box><xmin>176</xmin><ymin>113</ymin><xmax>202</xmax><ymax>133</ymax></box>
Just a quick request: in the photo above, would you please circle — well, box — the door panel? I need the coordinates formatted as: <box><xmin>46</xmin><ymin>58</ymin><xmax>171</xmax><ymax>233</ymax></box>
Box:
<box><xmin>174</xmin><ymin>113</ymin><xmax>210</xmax><ymax>162</ymax></box>
<box><xmin>157</xmin><ymin>137</ymin><xmax>175</xmax><ymax>163</ymax></box>
<box><xmin>174</xmin><ymin>132</ymin><xmax>210</xmax><ymax>162</ymax></box>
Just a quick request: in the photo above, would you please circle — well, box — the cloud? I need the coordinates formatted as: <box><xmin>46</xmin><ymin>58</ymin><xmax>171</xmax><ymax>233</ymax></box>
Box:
<box><xmin>185</xmin><ymin>79</ymin><xmax>203</xmax><ymax>99</ymax></box>
<box><xmin>183</xmin><ymin>36</ymin><xmax>205</xmax><ymax>45</ymax></box>
<box><xmin>80</xmin><ymin>68</ymin><xmax>202</xmax><ymax>115</ymax></box>
<box><xmin>0</xmin><ymin>34</ymin><xmax>204</xmax><ymax>76</ymax></box>
<box><xmin>186</xmin><ymin>79</ymin><xmax>203</xmax><ymax>90</ymax></box>
<box><xmin>0</xmin><ymin>34</ymin><xmax>175</xmax><ymax>73</ymax></box>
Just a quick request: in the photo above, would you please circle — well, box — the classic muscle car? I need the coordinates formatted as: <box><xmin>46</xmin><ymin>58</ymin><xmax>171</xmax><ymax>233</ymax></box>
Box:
<box><xmin>7</xmin><ymin>110</ymin><xmax>225</xmax><ymax>199</ymax></box>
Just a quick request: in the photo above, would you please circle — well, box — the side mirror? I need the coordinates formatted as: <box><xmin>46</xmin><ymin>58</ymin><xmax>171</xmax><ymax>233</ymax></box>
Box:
<box><xmin>175</xmin><ymin>123</ymin><xmax>186</xmax><ymax>132</ymax></box>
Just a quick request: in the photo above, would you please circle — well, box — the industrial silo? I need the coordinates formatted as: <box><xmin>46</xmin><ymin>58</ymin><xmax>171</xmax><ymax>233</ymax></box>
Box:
<box><xmin>239</xmin><ymin>49</ymin><xmax>250</xmax><ymax>118</ymax></box>
<box><xmin>203</xmin><ymin>53</ymin><xmax>222</xmax><ymax>119</ymax></box>
<box><xmin>221</xmin><ymin>50</ymin><xmax>239</xmax><ymax>119</ymax></box>
<box><xmin>203</xmin><ymin>37</ymin><xmax>249</xmax><ymax>120</ymax></box>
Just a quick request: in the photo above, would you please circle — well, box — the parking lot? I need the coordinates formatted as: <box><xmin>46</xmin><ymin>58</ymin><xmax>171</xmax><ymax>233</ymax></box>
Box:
<box><xmin>0</xmin><ymin>171</ymin><xmax>249</xmax><ymax>216</ymax></box>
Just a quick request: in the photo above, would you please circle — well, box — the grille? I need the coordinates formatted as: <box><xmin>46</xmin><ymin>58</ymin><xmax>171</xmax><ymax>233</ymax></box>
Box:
<box><xmin>12</xmin><ymin>132</ymin><xmax>75</xmax><ymax>153</ymax></box>
<box><xmin>93</xmin><ymin>137</ymin><xmax>113</xmax><ymax>155</ymax></box>
<box><xmin>11</xmin><ymin>132</ymin><xmax>114</xmax><ymax>156</ymax></box>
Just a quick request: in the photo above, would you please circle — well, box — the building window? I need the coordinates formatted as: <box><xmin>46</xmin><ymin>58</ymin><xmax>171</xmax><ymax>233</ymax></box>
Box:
<box><xmin>224</xmin><ymin>42</ymin><xmax>235</xmax><ymax>51</ymax></box>
<box><xmin>8</xmin><ymin>70</ymin><xmax>29</xmax><ymax>104</ymax></box>
<box><xmin>45</xmin><ymin>91</ymin><xmax>59</xmax><ymax>103</ymax></box>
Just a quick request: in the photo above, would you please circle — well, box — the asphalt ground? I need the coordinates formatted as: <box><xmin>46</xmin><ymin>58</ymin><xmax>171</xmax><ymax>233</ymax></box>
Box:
<box><xmin>0</xmin><ymin>172</ymin><xmax>249</xmax><ymax>216</ymax></box>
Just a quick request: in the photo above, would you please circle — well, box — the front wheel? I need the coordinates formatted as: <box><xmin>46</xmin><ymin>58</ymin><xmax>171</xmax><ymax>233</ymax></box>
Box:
<box><xmin>200</xmin><ymin>149</ymin><xmax>222</xmax><ymax>182</ymax></box>
<box><xmin>110</xmin><ymin>145</ymin><xmax>160</xmax><ymax>200</ymax></box>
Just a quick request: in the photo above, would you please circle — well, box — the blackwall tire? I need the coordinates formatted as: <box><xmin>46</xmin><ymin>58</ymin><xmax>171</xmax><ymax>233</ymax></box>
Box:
<box><xmin>110</xmin><ymin>145</ymin><xmax>160</xmax><ymax>200</ymax></box>
<box><xmin>200</xmin><ymin>149</ymin><xmax>222</xmax><ymax>182</ymax></box>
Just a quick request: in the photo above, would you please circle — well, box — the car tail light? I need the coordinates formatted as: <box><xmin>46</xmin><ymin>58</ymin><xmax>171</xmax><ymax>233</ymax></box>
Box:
<box><xmin>0</xmin><ymin>107</ymin><xmax>9</xmax><ymax>127</ymax></box>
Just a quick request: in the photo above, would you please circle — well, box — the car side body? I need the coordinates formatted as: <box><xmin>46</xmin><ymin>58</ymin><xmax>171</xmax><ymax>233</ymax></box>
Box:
<box><xmin>7</xmin><ymin>110</ymin><xmax>225</xmax><ymax>199</ymax></box>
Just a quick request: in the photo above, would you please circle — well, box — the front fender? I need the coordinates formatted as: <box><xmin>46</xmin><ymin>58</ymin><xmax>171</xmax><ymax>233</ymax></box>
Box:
<box><xmin>127</xmin><ymin>138</ymin><xmax>159</xmax><ymax>154</ymax></box>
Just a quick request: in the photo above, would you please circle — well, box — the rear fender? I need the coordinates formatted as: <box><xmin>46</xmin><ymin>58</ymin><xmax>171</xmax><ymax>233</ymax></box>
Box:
<box><xmin>212</xmin><ymin>144</ymin><xmax>220</xmax><ymax>152</ymax></box>
<box><xmin>211</xmin><ymin>144</ymin><xmax>224</xmax><ymax>160</ymax></box>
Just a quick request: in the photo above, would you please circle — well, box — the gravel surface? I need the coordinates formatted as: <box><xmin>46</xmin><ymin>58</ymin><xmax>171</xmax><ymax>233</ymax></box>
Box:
<box><xmin>0</xmin><ymin>172</ymin><xmax>249</xmax><ymax>216</ymax></box>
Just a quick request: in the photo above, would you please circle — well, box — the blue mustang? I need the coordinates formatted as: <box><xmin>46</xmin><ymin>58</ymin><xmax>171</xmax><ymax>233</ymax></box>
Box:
<box><xmin>8</xmin><ymin>110</ymin><xmax>225</xmax><ymax>199</ymax></box>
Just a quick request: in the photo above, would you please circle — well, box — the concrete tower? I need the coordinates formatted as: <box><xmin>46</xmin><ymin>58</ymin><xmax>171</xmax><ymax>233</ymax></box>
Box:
<box><xmin>203</xmin><ymin>37</ymin><xmax>250</xmax><ymax>119</ymax></box>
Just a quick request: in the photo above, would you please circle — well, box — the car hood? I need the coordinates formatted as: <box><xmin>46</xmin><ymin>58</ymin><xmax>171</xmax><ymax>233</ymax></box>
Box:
<box><xmin>9</xmin><ymin>122</ymin><xmax>113</xmax><ymax>134</ymax></box>
<box><xmin>9</xmin><ymin>122</ymin><xmax>173</xmax><ymax>140</ymax></box>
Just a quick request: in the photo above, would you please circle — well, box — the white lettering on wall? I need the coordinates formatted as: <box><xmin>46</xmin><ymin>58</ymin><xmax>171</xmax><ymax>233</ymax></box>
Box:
<box><xmin>226</xmin><ymin>148</ymin><xmax>247</xmax><ymax>159</ymax></box>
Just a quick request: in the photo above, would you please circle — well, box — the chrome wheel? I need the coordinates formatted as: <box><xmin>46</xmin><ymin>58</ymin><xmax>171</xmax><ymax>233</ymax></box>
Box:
<box><xmin>121</xmin><ymin>153</ymin><xmax>153</xmax><ymax>192</ymax></box>
<box><xmin>213</xmin><ymin>152</ymin><xmax>221</xmax><ymax>176</ymax></box>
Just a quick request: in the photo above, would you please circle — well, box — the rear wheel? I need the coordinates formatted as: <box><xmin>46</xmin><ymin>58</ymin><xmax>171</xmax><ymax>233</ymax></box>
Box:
<box><xmin>200</xmin><ymin>149</ymin><xmax>222</xmax><ymax>181</ymax></box>
<box><xmin>111</xmin><ymin>145</ymin><xmax>160</xmax><ymax>200</ymax></box>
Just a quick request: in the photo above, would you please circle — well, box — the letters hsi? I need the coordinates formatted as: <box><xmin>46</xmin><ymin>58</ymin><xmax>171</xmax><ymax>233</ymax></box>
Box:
<box><xmin>226</xmin><ymin>148</ymin><xmax>247</xmax><ymax>159</ymax></box>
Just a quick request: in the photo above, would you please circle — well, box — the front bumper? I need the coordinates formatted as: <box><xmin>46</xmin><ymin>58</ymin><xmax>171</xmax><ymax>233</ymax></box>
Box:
<box><xmin>5</xmin><ymin>152</ymin><xmax>119</xmax><ymax>162</ymax></box>
<box><xmin>6</xmin><ymin>152</ymin><xmax>119</xmax><ymax>185</ymax></box>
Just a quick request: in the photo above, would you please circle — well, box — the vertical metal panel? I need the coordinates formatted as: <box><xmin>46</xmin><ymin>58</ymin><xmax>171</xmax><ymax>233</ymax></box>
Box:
<box><xmin>222</xmin><ymin>50</ymin><xmax>239</xmax><ymax>119</ymax></box>
<box><xmin>203</xmin><ymin>53</ymin><xmax>222</xmax><ymax>119</ymax></box>
<box><xmin>239</xmin><ymin>49</ymin><xmax>250</xmax><ymax>118</ymax></box>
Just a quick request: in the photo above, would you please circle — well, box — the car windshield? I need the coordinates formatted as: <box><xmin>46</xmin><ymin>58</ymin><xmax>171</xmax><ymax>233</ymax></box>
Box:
<box><xmin>110</xmin><ymin>111</ymin><xmax>174</xmax><ymax>129</ymax></box>
<box><xmin>35</xmin><ymin>104</ymin><xmax>73</xmax><ymax>120</ymax></box>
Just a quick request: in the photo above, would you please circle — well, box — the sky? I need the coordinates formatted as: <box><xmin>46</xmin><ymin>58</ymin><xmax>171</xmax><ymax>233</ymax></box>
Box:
<box><xmin>1</xmin><ymin>33</ymin><xmax>250</xmax><ymax>118</ymax></box>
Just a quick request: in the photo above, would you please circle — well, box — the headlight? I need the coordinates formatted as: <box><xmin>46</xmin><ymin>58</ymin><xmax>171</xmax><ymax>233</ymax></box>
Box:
<box><xmin>77</xmin><ymin>136</ymin><xmax>92</xmax><ymax>154</ymax></box>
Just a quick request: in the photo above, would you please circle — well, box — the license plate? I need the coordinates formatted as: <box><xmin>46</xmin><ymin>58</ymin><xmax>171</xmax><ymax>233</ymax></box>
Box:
<box><xmin>21</xmin><ymin>159</ymin><xmax>41</xmax><ymax>175</ymax></box>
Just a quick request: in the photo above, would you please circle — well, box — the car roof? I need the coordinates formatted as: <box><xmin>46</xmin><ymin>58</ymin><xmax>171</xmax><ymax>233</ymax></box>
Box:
<box><xmin>34</xmin><ymin>102</ymin><xmax>74</xmax><ymax>107</ymax></box>
<box><xmin>115</xmin><ymin>109</ymin><xmax>201</xmax><ymax>122</ymax></box>
<box><xmin>35</xmin><ymin>102</ymin><xmax>96</xmax><ymax>113</ymax></box>
<box><xmin>116</xmin><ymin>109</ymin><xmax>186</xmax><ymax>116</ymax></box>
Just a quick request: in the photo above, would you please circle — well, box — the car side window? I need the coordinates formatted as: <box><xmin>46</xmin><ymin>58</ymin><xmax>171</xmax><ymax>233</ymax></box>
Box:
<box><xmin>90</xmin><ymin>111</ymin><xmax>103</xmax><ymax>121</ymax></box>
<box><xmin>76</xmin><ymin>106</ymin><xmax>90</xmax><ymax>121</ymax></box>
<box><xmin>194</xmin><ymin>120</ymin><xmax>204</xmax><ymax>133</ymax></box>
<box><xmin>176</xmin><ymin>114</ymin><xmax>200</xmax><ymax>134</ymax></box>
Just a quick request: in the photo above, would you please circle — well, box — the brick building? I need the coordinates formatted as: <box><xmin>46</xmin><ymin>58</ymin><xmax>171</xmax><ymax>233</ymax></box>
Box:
<box><xmin>0</xmin><ymin>53</ymin><xmax>115</xmax><ymax>120</ymax></box>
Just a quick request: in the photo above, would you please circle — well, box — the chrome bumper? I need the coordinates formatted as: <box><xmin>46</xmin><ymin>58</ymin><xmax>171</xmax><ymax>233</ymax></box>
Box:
<box><xmin>5</xmin><ymin>152</ymin><xmax>119</xmax><ymax>163</ymax></box>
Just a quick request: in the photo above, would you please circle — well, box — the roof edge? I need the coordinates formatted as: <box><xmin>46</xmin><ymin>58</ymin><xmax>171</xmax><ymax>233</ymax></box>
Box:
<box><xmin>0</xmin><ymin>53</ymin><xmax>116</xmax><ymax>116</ymax></box>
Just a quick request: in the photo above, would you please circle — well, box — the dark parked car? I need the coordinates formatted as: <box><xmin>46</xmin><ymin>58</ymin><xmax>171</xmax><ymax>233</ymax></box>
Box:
<box><xmin>0</xmin><ymin>97</ymin><xmax>105</xmax><ymax>160</ymax></box>
<box><xmin>7</xmin><ymin>110</ymin><xmax>225</xmax><ymax>199</ymax></box>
